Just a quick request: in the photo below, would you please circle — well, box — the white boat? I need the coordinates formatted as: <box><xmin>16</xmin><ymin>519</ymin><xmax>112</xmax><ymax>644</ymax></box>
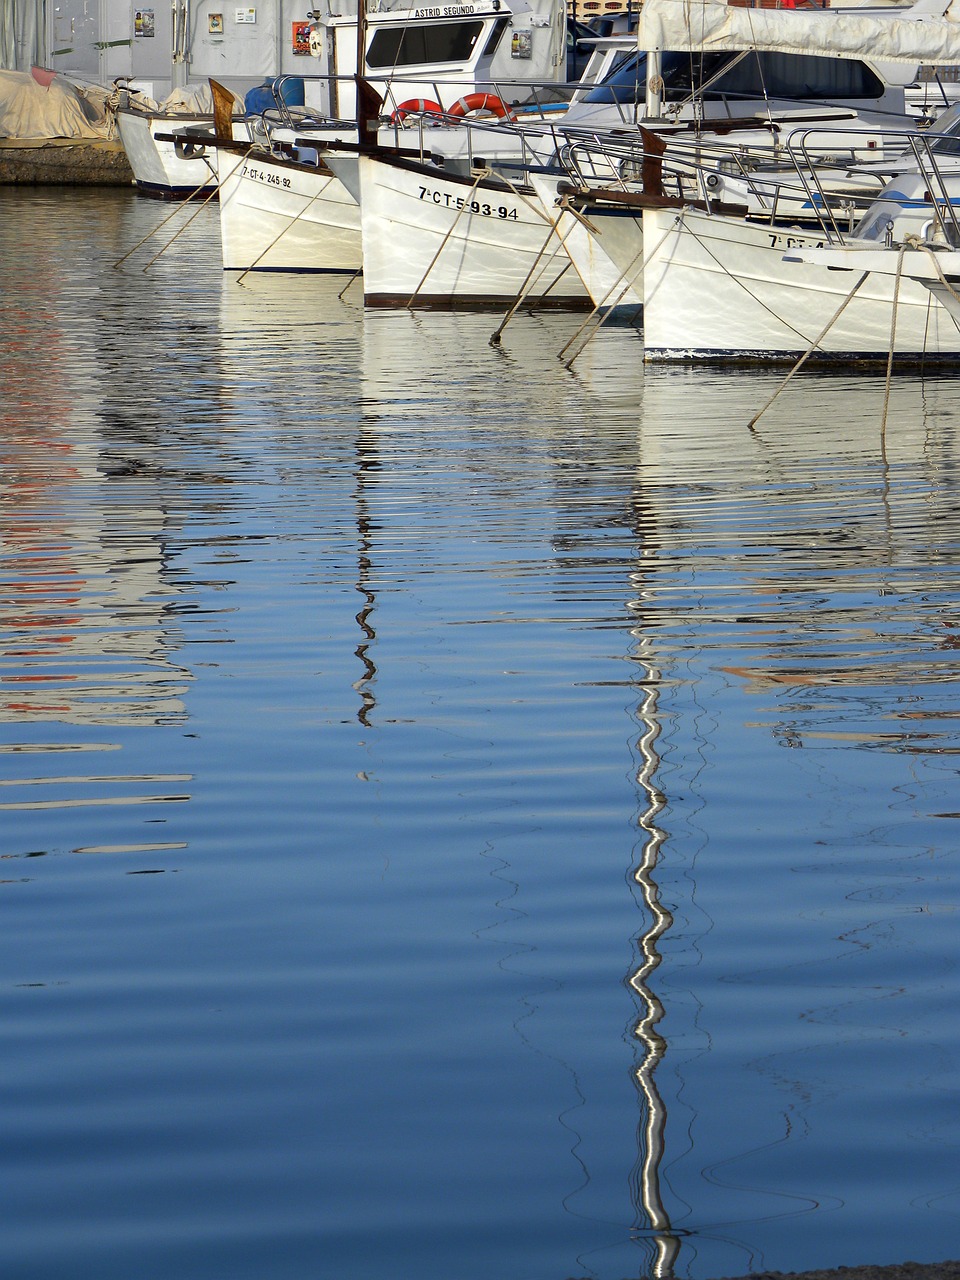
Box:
<box><xmin>641</xmin><ymin>201</ymin><xmax>960</xmax><ymax>362</ymax></box>
<box><xmin>116</xmin><ymin>87</ymin><xmax>255</xmax><ymax>199</ymax></box>
<box><xmin>547</xmin><ymin>120</ymin><xmax>960</xmax><ymax>362</ymax></box>
<box><xmin>526</xmin><ymin>167</ymin><xmax>645</xmax><ymax>310</ymax></box>
<box><xmin>325</xmin><ymin>146</ymin><xmax>589</xmax><ymax>307</ymax></box>
<box><xmin>213</xmin><ymin>110</ymin><xmax>555</xmax><ymax>273</ymax></box>
<box><xmin>527</xmin><ymin>0</ymin><xmax>960</xmax><ymax>348</ymax></box>
<box><xmin>302</xmin><ymin>0</ymin><xmax>570</xmax><ymax>126</ymax></box>
<box><xmin>211</xmin><ymin>48</ymin><xmax>927</xmax><ymax>277</ymax></box>
<box><xmin>544</xmin><ymin>109</ymin><xmax>960</xmax><ymax>362</ymax></box>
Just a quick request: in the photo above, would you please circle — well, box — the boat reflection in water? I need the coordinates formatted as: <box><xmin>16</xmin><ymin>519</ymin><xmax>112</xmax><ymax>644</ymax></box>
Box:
<box><xmin>0</xmin><ymin>465</ymin><xmax>192</xmax><ymax>730</ymax></box>
<box><xmin>0</xmin><ymin>395</ymin><xmax>201</xmax><ymax>857</ymax></box>
<box><xmin>616</xmin><ymin>365</ymin><xmax>960</xmax><ymax>1278</ymax></box>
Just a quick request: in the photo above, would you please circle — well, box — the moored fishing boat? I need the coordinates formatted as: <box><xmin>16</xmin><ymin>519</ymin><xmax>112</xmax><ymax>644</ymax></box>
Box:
<box><xmin>526</xmin><ymin>165</ymin><xmax>646</xmax><ymax>311</ymax></box>
<box><xmin>641</xmin><ymin>200</ymin><xmax>960</xmax><ymax>363</ymax></box>
<box><xmin>539</xmin><ymin>0</ymin><xmax>960</xmax><ymax>356</ymax></box>
<box><xmin>217</xmin><ymin>141</ymin><xmax>362</xmax><ymax>273</ymax></box>
<box><xmin>155</xmin><ymin>0</ymin><xmax>960</xmax><ymax>287</ymax></box>
<box><xmin>115</xmin><ymin>83</ymin><xmax>254</xmax><ymax>199</ymax></box>
<box><xmin>207</xmin><ymin>0</ymin><xmax>947</xmax><ymax>273</ymax></box>
<box><xmin>325</xmin><ymin>145</ymin><xmax>589</xmax><ymax>306</ymax></box>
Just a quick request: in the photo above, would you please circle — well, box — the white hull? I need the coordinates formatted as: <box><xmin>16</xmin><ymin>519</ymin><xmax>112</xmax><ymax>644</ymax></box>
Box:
<box><xmin>639</xmin><ymin>205</ymin><xmax>960</xmax><ymax>363</ymax></box>
<box><xmin>217</xmin><ymin>148</ymin><xmax>360</xmax><ymax>273</ymax></box>
<box><xmin>331</xmin><ymin>150</ymin><xmax>589</xmax><ymax>308</ymax></box>
<box><xmin>527</xmin><ymin>172</ymin><xmax>644</xmax><ymax>311</ymax></box>
<box><xmin>116</xmin><ymin>108</ymin><xmax>237</xmax><ymax>197</ymax></box>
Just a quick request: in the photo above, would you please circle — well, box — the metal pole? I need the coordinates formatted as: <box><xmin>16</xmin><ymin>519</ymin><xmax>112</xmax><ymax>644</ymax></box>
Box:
<box><xmin>645</xmin><ymin>50</ymin><xmax>662</xmax><ymax>121</ymax></box>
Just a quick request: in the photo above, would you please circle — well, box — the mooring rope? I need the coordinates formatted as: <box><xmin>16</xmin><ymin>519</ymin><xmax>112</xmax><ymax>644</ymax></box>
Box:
<box><xmin>747</xmin><ymin>270</ymin><xmax>870</xmax><ymax>429</ymax></box>
<box><xmin>879</xmin><ymin>243</ymin><xmax>907</xmax><ymax>450</ymax></box>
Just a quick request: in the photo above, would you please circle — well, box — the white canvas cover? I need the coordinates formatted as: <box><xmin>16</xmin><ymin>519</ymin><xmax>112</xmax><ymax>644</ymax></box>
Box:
<box><xmin>0</xmin><ymin>69</ymin><xmax>115</xmax><ymax>138</ymax></box>
<box><xmin>118</xmin><ymin>82</ymin><xmax>246</xmax><ymax>115</ymax></box>
<box><xmin>634</xmin><ymin>0</ymin><xmax>960</xmax><ymax>66</ymax></box>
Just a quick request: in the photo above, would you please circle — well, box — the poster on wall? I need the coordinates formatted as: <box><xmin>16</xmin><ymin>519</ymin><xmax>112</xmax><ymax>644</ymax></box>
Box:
<box><xmin>510</xmin><ymin>30</ymin><xmax>532</xmax><ymax>58</ymax></box>
<box><xmin>209</xmin><ymin>12</ymin><xmax>224</xmax><ymax>32</ymax></box>
<box><xmin>292</xmin><ymin>20</ymin><xmax>312</xmax><ymax>53</ymax></box>
<box><xmin>134</xmin><ymin>9</ymin><xmax>155</xmax><ymax>37</ymax></box>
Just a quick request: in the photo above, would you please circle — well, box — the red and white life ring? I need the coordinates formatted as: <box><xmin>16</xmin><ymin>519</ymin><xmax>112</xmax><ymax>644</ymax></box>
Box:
<box><xmin>447</xmin><ymin>92</ymin><xmax>512</xmax><ymax>119</ymax></box>
<box><xmin>390</xmin><ymin>98</ymin><xmax>445</xmax><ymax>123</ymax></box>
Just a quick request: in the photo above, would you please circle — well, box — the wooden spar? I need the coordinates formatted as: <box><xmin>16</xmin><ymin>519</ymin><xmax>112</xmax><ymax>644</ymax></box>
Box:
<box><xmin>353</xmin><ymin>0</ymin><xmax>388</xmax><ymax>144</ymax></box>
<box><xmin>357</xmin><ymin>77</ymin><xmax>385</xmax><ymax>148</ymax></box>
<box><xmin>355</xmin><ymin>0</ymin><xmax>368</xmax><ymax>131</ymax></box>
<box><xmin>210</xmin><ymin>78</ymin><xmax>235</xmax><ymax>142</ymax></box>
<box><xmin>639</xmin><ymin>126</ymin><xmax>667</xmax><ymax>200</ymax></box>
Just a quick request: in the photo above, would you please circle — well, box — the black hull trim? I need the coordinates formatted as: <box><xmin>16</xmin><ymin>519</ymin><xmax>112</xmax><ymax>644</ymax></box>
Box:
<box><xmin>363</xmin><ymin>293</ymin><xmax>592</xmax><ymax>311</ymax></box>
<box><xmin>644</xmin><ymin>348</ymin><xmax>960</xmax><ymax>370</ymax></box>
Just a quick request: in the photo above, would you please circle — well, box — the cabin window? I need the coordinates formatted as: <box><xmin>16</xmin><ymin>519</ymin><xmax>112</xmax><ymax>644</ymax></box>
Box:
<box><xmin>583</xmin><ymin>48</ymin><xmax>886</xmax><ymax>105</ymax></box>
<box><xmin>479</xmin><ymin>17</ymin><xmax>509</xmax><ymax>60</ymax></box>
<box><xmin>366</xmin><ymin>20</ymin><xmax>485</xmax><ymax>67</ymax></box>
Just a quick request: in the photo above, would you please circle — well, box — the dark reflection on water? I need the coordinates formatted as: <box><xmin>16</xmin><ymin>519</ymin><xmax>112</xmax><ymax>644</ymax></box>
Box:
<box><xmin>1</xmin><ymin>189</ymin><xmax>959</xmax><ymax>1280</ymax></box>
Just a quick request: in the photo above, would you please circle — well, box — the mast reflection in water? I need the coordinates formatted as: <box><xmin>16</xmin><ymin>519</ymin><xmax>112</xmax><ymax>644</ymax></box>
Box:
<box><xmin>353</xmin><ymin>431</ymin><xmax>379</xmax><ymax>727</ymax></box>
<box><xmin>629</xmin><ymin>617</ymin><xmax>682</xmax><ymax>1279</ymax></box>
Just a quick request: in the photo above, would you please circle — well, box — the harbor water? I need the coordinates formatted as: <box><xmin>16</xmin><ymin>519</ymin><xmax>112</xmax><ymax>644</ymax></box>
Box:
<box><xmin>1</xmin><ymin>188</ymin><xmax>958</xmax><ymax>1280</ymax></box>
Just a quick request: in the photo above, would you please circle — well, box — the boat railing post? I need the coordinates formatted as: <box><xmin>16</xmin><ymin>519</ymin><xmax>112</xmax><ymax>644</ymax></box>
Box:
<box><xmin>563</xmin><ymin>141</ymin><xmax>587</xmax><ymax>189</ymax></box>
<box><xmin>732</xmin><ymin>152</ymin><xmax>773</xmax><ymax>221</ymax></box>
<box><xmin>913</xmin><ymin>131</ymin><xmax>960</xmax><ymax>246</ymax></box>
<box><xmin>788</xmin><ymin>127</ymin><xmax>844</xmax><ymax>243</ymax></box>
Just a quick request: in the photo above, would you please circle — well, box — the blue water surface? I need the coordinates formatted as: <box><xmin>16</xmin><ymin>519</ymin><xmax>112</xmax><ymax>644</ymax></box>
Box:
<box><xmin>0</xmin><ymin>188</ymin><xmax>958</xmax><ymax>1280</ymax></box>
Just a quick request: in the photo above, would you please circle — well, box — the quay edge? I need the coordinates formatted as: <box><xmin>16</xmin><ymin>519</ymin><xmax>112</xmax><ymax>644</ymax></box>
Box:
<box><xmin>709</xmin><ymin>1263</ymin><xmax>960</xmax><ymax>1280</ymax></box>
<box><xmin>0</xmin><ymin>138</ymin><xmax>134</xmax><ymax>186</ymax></box>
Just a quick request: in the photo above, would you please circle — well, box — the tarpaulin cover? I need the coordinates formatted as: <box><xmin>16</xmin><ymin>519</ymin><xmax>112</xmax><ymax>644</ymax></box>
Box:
<box><xmin>0</xmin><ymin>68</ymin><xmax>115</xmax><ymax>138</ymax></box>
<box><xmin>635</xmin><ymin>0</ymin><xmax>960</xmax><ymax>65</ymax></box>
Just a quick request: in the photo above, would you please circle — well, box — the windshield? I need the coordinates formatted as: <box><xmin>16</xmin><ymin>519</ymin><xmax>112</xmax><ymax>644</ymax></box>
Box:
<box><xmin>927</xmin><ymin>101</ymin><xmax>960</xmax><ymax>155</ymax></box>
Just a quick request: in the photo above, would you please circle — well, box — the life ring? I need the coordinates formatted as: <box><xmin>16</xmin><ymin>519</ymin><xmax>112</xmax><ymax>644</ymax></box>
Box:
<box><xmin>390</xmin><ymin>97</ymin><xmax>444</xmax><ymax>123</ymax></box>
<box><xmin>448</xmin><ymin>92</ymin><xmax>512</xmax><ymax>119</ymax></box>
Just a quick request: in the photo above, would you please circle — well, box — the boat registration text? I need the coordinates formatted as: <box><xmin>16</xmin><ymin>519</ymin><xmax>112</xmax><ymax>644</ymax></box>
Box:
<box><xmin>767</xmin><ymin>233</ymin><xmax>826</xmax><ymax>250</ymax></box>
<box><xmin>243</xmin><ymin>164</ymin><xmax>293</xmax><ymax>190</ymax></box>
<box><xmin>418</xmin><ymin>186</ymin><xmax>518</xmax><ymax>219</ymax></box>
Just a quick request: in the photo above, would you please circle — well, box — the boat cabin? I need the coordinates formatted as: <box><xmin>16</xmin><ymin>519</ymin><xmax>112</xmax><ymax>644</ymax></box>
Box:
<box><xmin>302</xmin><ymin>0</ymin><xmax>567</xmax><ymax>119</ymax></box>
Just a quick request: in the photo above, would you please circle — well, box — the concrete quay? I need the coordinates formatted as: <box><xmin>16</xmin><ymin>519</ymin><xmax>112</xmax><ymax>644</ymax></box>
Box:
<box><xmin>0</xmin><ymin>137</ymin><xmax>133</xmax><ymax>186</ymax></box>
